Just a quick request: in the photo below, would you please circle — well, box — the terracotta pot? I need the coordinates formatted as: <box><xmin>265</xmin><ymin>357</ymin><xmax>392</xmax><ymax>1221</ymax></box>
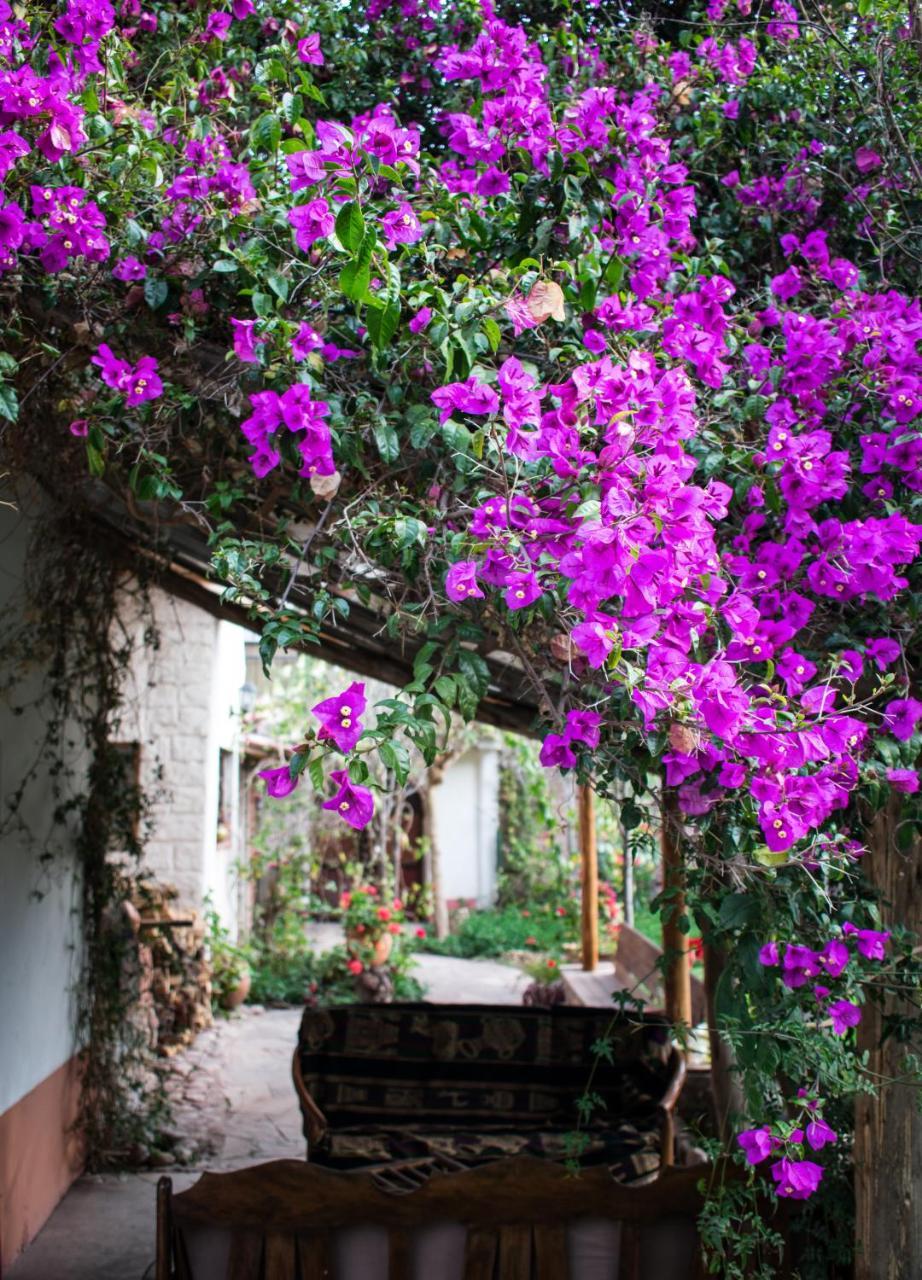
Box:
<box><xmin>220</xmin><ymin>967</ymin><xmax>251</xmax><ymax>1010</ymax></box>
<box><xmin>347</xmin><ymin>930</ymin><xmax>393</xmax><ymax>967</ymax></box>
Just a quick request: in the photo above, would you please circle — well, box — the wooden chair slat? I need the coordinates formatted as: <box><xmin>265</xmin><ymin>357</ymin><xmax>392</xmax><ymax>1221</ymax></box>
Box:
<box><xmin>264</xmin><ymin>1232</ymin><xmax>297</xmax><ymax>1280</ymax></box>
<box><xmin>174</xmin><ymin>1229</ymin><xmax>194</xmax><ymax>1280</ymax></box>
<box><xmin>295</xmin><ymin>1232</ymin><xmax>331</xmax><ymax>1280</ymax></box>
<box><xmin>463</xmin><ymin>1226</ymin><xmax>498</xmax><ymax>1280</ymax></box>
<box><xmin>156</xmin><ymin>1178</ymin><xmax>173</xmax><ymax>1280</ymax></box>
<box><xmin>498</xmin><ymin>1224</ymin><xmax>532</xmax><ymax>1280</ymax></box>
<box><xmin>388</xmin><ymin>1227</ymin><xmax>412</xmax><ymax>1280</ymax></box>
<box><xmin>227</xmin><ymin>1231</ymin><xmax>264</xmax><ymax>1280</ymax></box>
<box><xmin>533</xmin><ymin>1222</ymin><xmax>568</xmax><ymax>1280</ymax></box>
<box><xmin>618</xmin><ymin>1222</ymin><xmax>641</xmax><ymax>1280</ymax></box>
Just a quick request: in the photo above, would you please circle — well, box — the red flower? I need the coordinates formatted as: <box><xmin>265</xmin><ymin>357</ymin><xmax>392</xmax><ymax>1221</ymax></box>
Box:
<box><xmin>546</xmin><ymin>958</ymin><xmax>558</xmax><ymax>969</ymax></box>
<box><xmin>415</xmin><ymin>927</ymin><xmax>426</xmax><ymax>939</ymax></box>
<box><xmin>387</xmin><ymin>922</ymin><xmax>401</xmax><ymax>934</ymax></box>
<box><xmin>377</xmin><ymin>906</ymin><xmax>391</xmax><ymax>921</ymax></box>
<box><xmin>346</xmin><ymin>959</ymin><xmax>363</xmax><ymax>975</ymax></box>
<box><xmin>522</xmin><ymin>910</ymin><xmax>531</xmax><ymax>918</ymax></box>
<box><xmin>525</xmin><ymin>935</ymin><xmax>537</xmax><ymax>946</ymax></box>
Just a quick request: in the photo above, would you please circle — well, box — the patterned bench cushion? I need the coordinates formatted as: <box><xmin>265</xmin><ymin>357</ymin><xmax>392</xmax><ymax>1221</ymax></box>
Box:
<box><xmin>298</xmin><ymin>1003</ymin><xmax>671</xmax><ymax>1137</ymax></box>
<box><xmin>318</xmin><ymin>1119</ymin><xmax>663</xmax><ymax>1184</ymax></box>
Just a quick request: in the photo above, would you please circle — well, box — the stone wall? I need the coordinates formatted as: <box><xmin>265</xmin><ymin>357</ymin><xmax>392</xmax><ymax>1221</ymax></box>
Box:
<box><xmin>118</xmin><ymin>586</ymin><xmax>249</xmax><ymax>934</ymax></box>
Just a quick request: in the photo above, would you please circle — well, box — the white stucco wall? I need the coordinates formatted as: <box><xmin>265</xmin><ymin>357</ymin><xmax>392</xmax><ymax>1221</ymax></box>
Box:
<box><xmin>119</xmin><ymin>587</ymin><xmax>249</xmax><ymax>936</ymax></box>
<box><xmin>0</xmin><ymin>494</ymin><xmax>83</xmax><ymax>1113</ymax></box>
<box><xmin>432</xmin><ymin>746</ymin><xmax>500</xmax><ymax>907</ymax></box>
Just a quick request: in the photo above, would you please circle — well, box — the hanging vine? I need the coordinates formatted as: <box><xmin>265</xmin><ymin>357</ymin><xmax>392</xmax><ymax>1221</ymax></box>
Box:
<box><xmin>0</xmin><ymin>493</ymin><xmax>170</xmax><ymax>1166</ymax></box>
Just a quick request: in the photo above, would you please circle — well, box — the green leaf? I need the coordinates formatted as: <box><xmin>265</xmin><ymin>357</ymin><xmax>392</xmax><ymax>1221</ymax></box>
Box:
<box><xmin>379</xmin><ymin>740</ymin><xmax>411</xmax><ymax>786</ymax></box>
<box><xmin>267</xmin><ymin>272</ymin><xmax>289</xmax><ymax>302</ymax></box>
<box><xmin>143</xmin><ymin>277</ymin><xmax>168</xmax><ymax>310</ymax></box>
<box><xmin>454</xmin><ymin>674</ymin><xmax>479</xmax><ymax>719</ymax></box>
<box><xmin>434</xmin><ymin>675</ymin><xmax>456</xmax><ymax>706</ymax></box>
<box><xmin>366</xmin><ymin>299</ymin><xmax>400</xmax><ymax>349</ymax></box>
<box><xmin>717</xmin><ymin>893</ymin><xmax>759</xmax><ymax>931</ymax></box>
<box><xmin>340</xmin><ymin>260</ymin><xmax>371</xmax><ymax>302</ymax></box>
<box><xmin>251</xmin><ymin>111</ymin><xmax>281</xmax><ymax>152</ymax></box>
<box><xmin>212</xmin><ymin>259</ymin><xmax>239</xmax><ymax>273</ymax></box>
<box><xmin>0</xmin><ymin>383</ymin><xmax>18</xmax><ymax>423</ymax></box>
<box><xmin>86</xmin><ymin>441</ymin><xmax>105</xmax><ymax>477</ymax></box>
<box><xmin>393</xmin><ymin>516</ymin><xmax>426</xmax><ymax>547</ymax></box>
<box><xmin>280</xmin><ymin>92</ymin><xmax>303</xmax><ymax>126</ymax></box>
<box><xmin>335</xmin><ymin>201</ymin><xmax>366</xmax><ymax>255</ymax></box>
<box><xmin>308</xmin><ymin>755</ymin><xmax>325</xmax><ymax>793</ymax></box>
<box><xmin>457</xmin><ymin>649</ymin><xmax>490</xmax><ymax>692</ymax></box>
<box><xmin>482</xmin><ymin>316</ymin><xmax>501</xmax><ymax>353</ymax></box>
<box><xmin>258</xmin><ymin>634</ymin><xmax>277</xmax><ymax>677</ymax></box>
<box><xmin>373</xmin><ymin>420</ymin><xmax>399</xmax><ymax>463</ymax></box>
<box><xmin>408</xmin><ymin>412</ymin><xmax>438</xmax><ymax>449</ymax></box>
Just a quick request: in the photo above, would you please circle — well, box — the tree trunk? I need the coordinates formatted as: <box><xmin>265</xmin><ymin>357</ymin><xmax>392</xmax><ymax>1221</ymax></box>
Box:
<box><xmin>579</xmin><ymin>784</ymin><xmax>599</xmax><ymax>972</ymax></box>
<box><xmin>703</xmin><ymin>941</ymin><xmax>744</xmax><ymax>1141</ymax></box>
<box><xmin>622</xmin><ymin>815</ymin><xmax>635</xmax><ymax>927</ymax></box>
<box><xmin>854</xmin><ymin>799</ymin><xmax>922</xmax><ymax>1280</ymax></box>
<box><xmin>426</xmin><ymin>767</ymin><xmax>449</xmax><ymax>939</ymax></box>
<box><xmin>661</xmin><ymin>784</ymin><xmax>692</xmax><ymax>1031</ymax></box>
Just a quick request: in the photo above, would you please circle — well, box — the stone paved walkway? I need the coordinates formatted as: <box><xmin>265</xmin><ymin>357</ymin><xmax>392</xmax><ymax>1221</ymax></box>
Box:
<box><xmin>8</xmin><ymin>951</ymin><xmax>526</xmax><ymax>1279</ymax></box>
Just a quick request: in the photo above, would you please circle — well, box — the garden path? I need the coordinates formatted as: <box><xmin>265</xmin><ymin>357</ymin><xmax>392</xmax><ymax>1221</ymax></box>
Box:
<box><xmin>7</xmin><ymin>951</ymin><xmax>526</xmax><ymax>1280</ymax></box>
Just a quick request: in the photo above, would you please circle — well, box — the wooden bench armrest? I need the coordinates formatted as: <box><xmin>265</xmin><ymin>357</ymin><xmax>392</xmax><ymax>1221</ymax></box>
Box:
<box><xmin>291</xmin><ymin>1047</ymin><xmax>328</xmax><ymax>1153</ymax></box>
<box><xmin>656</xmin><ymin>1047</ymin><xmax>687</xmax><ymax>1171</ymax></box>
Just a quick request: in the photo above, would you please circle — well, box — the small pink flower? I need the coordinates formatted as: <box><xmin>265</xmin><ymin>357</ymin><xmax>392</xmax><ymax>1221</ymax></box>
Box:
<box><xmin>297</xmin><ymin>33</ymin><xmax>324</xmax><ymax>64</ymax></box>
<box><xmin>259</xmin><ymin>764</ymin><xmax>298</xmax><ymax>799</ymax></box>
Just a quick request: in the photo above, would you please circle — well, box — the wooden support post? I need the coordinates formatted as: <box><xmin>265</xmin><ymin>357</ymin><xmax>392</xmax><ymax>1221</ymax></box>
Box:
<box><xmin>661</xmin><ymin>784</ymin><xmax>692</xmax><ymax>1030</ymax></box>
<box><xmin>854</xmin><ymin>799</ymin><xmax>922</xmax><ymax>1279</ymax></box>
<box><xmin>579</xmin><ymin>784</ymin><xmax>599</xmax><ymax>972</ymax></box>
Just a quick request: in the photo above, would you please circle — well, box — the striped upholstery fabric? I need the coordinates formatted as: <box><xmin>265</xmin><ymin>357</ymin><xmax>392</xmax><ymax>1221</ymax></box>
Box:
<box><xmin>297</xmin><ymin>1004</ymin><xmax>671</xmax><ymax>1180</ymax></box>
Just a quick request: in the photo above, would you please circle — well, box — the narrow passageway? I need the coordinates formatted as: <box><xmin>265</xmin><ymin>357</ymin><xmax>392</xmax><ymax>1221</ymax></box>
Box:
<box><xmin>8</xmin><ymin>953</ymin><xmax>526</xmax><ymax>1279</ymax></box>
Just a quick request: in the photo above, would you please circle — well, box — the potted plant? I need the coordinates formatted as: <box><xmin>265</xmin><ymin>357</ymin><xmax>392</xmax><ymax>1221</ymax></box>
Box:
<box><xmin>522</xmin><ymin>954</ymin><xmax>566</xmax><ymax>1007</ymax></box>
<box><xmin>205</xmin><ymin>905</ymin><xmax>252</xmax><ymax>1012</ymax></box>
<box><xmin>339</xmin><ymin>885</ymin><xmax>406</xmax><ymax>1002</ymax></box>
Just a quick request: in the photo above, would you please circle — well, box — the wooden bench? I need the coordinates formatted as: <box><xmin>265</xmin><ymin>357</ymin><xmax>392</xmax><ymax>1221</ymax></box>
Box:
<box><xmin>564</xmin><ymin>926</ymin><xmax>707</xmax><ymax>1025</ymax></box>
<box><xmin>291</xmin><ymin>1003</ymin><xmax>686</xmax><ymax>1183</ymax></box>
<box><xmin>155</xmin><ymin>1153</ymin><xmax>727</xmax><ymax>1279</ymax></box>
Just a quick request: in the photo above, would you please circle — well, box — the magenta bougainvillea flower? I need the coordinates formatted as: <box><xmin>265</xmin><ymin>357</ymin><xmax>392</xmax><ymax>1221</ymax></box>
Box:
<box><xmin>296</xmin><ymin>33</ymin><xmax>323</xmax><ymax>64</ymax></box>
<box><xmin>445</xmin><ymin>560</ymin><xmax>484</xmax><ymax>602</ymax></box>
<box><xmin>805</xmin><ymin>1117</ymin><xmax>837</xmax><ymax>1151</ymax></box>
<box><xmin>289</xmin><ymin>198</ymin><xmax>335</xmax><ymax>249</ymax></box>
<box><xmin>430</xmin><ymin>376</ymin><xmax>499</xmax><ymax>423</ymax></box>
<box><xmin>311</xmin><ymin>682</ymin><xmax>366</xmax><ymax>753</ymax></box>
<box><xmin>842</xmin><ymin>922</ymin><xmax>890</xmax><ymax>960</ymax></box>
<box><xmin>91</xmin><ymin>343</ymin><xmax>163</xmax><ymax>405</ymax></box>
<box><xmin>258</xmin><ymin>764</ymin><xmax>299</xmax><ymax>799</ymax></box>
<box><xmin>230</xmin><ymin>318</ymin><xmax>264</xmax><ymax>364</ymax></box>
<box><xmin>771</xmin><ymin>1158</ymin><xmax>824</xmax><ymax>1199</ymax></box>
<box><xmin>737</xmin><ymin>1127</ymin><xmax>774</xmax><ymax>1165</ymax></box>
<box><xmin>827</xmin><ymin>998</ymin><xmax>862</xmax><ymax>1035</ymax></box>
<box><xmin>883</xmin><ymin>698</ymin><xmax>922</xmax><ymax>742</ymax></box>
<box><xmin>538</xmin><ymin>734</ymin><xmax>577</xmax><ymax>769</ymax></box>
<box><xmin>322</xmin><ymin>769</ymin><xmax>374</xmax><ymax>829</ymax></box>
<box><xmin>112</xmin><ymin>255</ymin><xmax>146</xmax><ymax>281</ymax></box>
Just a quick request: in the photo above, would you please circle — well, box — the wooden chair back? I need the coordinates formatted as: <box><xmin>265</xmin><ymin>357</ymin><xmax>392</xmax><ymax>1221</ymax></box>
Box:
<box><xmin>156</xmin><ymin>1154</ymin><xmax>731</xmax><ymax>1280</ymax></box>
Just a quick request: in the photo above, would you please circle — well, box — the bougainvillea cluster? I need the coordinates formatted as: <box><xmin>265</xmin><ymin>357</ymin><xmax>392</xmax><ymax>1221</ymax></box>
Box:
<box><xmin>2</xmin><ymin>0</ymin><xmax>919</xmax><ymax>1226</ymax></box>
